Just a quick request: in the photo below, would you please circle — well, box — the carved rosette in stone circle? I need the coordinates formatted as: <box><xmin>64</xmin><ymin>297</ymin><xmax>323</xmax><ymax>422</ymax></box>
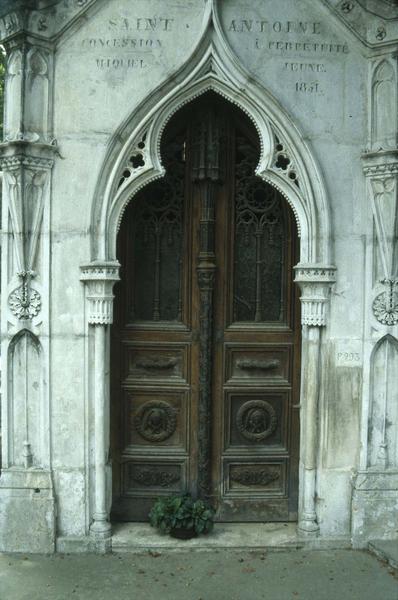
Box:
<box><xmin>236</xmin><ymin>399</ymin><xmax>277</xmax><ymax>442</ymax></box>
<box><xmin>372</xmin><ymin>291</ymin><xmax>398</xmax><ymax>326</ymax></box>
<box><xmin>9</xmin><ymin>285</ymin><xmax>42</xmax><ymax>320</ymax></box>
<box><xmin>134</xmin><ymin>400</ymin><xmax>177</xmax><ymax>442</ymax></box>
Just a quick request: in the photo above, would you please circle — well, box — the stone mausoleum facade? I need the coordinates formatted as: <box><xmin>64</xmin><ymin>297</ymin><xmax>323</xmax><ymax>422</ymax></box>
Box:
<box><xmin>0</xmin><ymin>0</ymin><xmax>397</xmax><ymax>553</ymax></box>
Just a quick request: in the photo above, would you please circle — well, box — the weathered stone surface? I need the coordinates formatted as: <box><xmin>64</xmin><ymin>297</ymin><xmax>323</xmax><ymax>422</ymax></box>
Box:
<box><xmin>352</xmin><ymin>472</ymin><xmax>398</xmax><ymax>548</ymax></box>
<box><xmin>0</xmin><ymin>470</ymin><xmax>55</xmax><ymax>553</ymax></box>
<box><xmin>0</xmin><ymin>0</ymin><xmax>397</xmax><ymax>553</ymax></box>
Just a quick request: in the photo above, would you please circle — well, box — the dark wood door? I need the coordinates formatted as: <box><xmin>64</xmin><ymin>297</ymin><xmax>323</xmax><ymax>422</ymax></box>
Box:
<box><xmin>111</xmin><ymin>94</ymin><xmax>300</xmax><ymax>522</ymax></box>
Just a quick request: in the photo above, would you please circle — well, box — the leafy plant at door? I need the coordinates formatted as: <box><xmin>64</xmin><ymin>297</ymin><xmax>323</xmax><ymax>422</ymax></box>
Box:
<box><xmin>149</xmin><ymin>494</ymin><xmax>215</xmax><ymax>536</ymax></box>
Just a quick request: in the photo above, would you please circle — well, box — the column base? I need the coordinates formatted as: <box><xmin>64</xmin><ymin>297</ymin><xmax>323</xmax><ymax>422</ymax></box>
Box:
<box><xmin>90</xmin><ymin>519</ymin><xmax>112</xmax><ymax>553</ymax></box>
<box><xmin>298</xmin><ymin>517</ymin><xmax>320</xmax><ymax>537</ymax></box>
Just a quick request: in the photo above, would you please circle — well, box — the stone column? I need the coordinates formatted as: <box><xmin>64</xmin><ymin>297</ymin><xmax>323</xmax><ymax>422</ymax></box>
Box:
<box><xmin>80</xmin><ymin>262</ymin><xmax>120</xmax><ymax>549</ymax></box>
<box><xmin>294</xmin><ymin>264</ymin><xmax>336</xmax><ymax>536</ymax></box>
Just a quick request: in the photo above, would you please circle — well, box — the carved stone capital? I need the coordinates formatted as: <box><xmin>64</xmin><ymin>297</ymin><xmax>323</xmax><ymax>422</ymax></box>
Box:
<box><xmin>363</xmin><ymin>152</ymin><xmax>398</xmax><ymax>282</ymax></box>
<box><xmin>1</xmin><ymin>146</ymin><xmax>54</xmax><ymax>276</ymax></box>
<box><xmin>0</xmin><ymin>142</ymin><xmax>57</xmax><ymax>170</ymax></box>
<box><xmin>80</xmin><ymin>261</ymin><xmax>120</xmax><ymax>325</ymax></box>
<box><xmin>2</xmin><ymin>42</ymin><xmax>54</xmax><ymax>144</ymax></box>
<box><xmin>0</xmin><ymin>8</ymin><xmax>25</xmax><ymax>44</ymax></box>
<box><xmin>294</xmin><ymin>264</ymin><xmax>337</xmax><ymax>327</ymax></box>
<box><xmin>362</xmin><ymin>149</ymin><xmax>398</xmax><ymax>178</ymax></box>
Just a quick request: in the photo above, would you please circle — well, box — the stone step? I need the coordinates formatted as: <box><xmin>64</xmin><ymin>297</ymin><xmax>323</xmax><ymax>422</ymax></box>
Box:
<box><xmin>368</xmin><ymin>539</ymin><xmax>398</xmax><ymax>571</ymax></box>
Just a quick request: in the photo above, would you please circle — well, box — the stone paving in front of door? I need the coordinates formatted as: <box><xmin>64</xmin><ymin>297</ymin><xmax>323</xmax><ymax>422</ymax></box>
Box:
<box><xmin>0</xmin><ymin>548</ymin><xmax>397</xmax><ymax>600</ymax></box>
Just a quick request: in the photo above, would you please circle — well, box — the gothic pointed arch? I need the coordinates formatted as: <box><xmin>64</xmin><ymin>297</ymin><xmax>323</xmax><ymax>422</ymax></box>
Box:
<box><xmin>7</xmin><ymin>329</ymin><xmax>43</xmax><ymax>468</ymax></box>
<box><xmin>368</xmin><ymin>334</ymin><xmax>398</xmax><ymax>469</ymax></box>
<box><xmin>89</xmin><ymin>7</ymin><xmax>332</xmax><ymax>269</ymax></box>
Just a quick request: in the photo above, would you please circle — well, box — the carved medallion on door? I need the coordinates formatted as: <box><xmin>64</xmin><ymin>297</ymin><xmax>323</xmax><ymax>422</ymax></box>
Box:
<box><xmin>111</xmin><ymin>93</ymin><xmax>300</xmax><ymax>522</ymax></box>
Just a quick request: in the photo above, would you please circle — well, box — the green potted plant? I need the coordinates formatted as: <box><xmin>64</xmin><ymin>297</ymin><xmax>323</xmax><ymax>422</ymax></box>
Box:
<box><xmin>149</xmin><ymin>493</ymin><xmax>215</xmax><ymax>539</ymax></box>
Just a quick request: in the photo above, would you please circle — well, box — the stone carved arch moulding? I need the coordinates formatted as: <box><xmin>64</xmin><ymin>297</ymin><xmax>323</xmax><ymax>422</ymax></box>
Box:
<box><xmin>90</xmin><ymin>5</ymin><xmax>333</xmax><ymax>269</ymax></box>
<box><xmin>81</xmin><ymin>1</ymin><xmax>336</xmax><ymax>543</ymax></box>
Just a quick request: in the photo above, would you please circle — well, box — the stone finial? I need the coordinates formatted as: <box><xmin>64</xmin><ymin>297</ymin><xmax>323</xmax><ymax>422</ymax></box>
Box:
<box><xmin>80</xmin><ymin>262</ymin><xmax>120</xmax><ymax>325</ymax></box>
<box><xmin>294</xmin><ymin>264</ymin><xmax>337</xmax><ymax>326</ymax></box>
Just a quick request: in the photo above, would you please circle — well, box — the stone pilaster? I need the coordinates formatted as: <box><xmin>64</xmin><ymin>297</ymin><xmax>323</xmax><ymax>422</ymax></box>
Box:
<box><xmin>294</xmin><ymin>264</ymin><xmax>336</xmax><ymax>536</ymax></box>
<box><xmin>0</xmin><ymin>4</ymin><xmax>57</xmax><ymax>554</ymax></box>
<box><xmin>352</xmin><ymin>149</ymin><xmax>398</xmax><ymax>547</ymax></box>
<box><xmin>362</xmin><ymin>150</ymin><xmax>398</xmax><ymax>328</ymax></box>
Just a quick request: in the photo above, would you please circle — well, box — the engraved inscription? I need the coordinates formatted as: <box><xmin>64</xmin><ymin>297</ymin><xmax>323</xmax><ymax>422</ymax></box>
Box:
<box><xmin>96</xmin><ymin>58</ymin><xmax>145</xmax><ymax>70</ymax></box>
<box><xmin>337</xmin><ymin>352</ymin><xmax>360</xmax><ymax>362</ymax></box>
<box><xmin>225</xmin><ymin>14</ymin><xmax>348</xmax><ymax>99</ymax></box>
<box><xmin>227</xmin><ymin>17</ymin><xmax>348</xmax><ymax>54</ymax></box>
<box><xmin>227</xmin><ymin>20</ymin><xmax>322</xmax><ymax>35</ymax></box>
<box><xmin>82</xmin><ymin>16</ymin><xmax>177</xmax><ymax>71</ymax></box>
<box><xmin>295</xmin><ymin>81</ymin><xmax>323</xmax><ymax>95</ymax></box>
<box><xmin>262</xmin><ymin>41</ymin><xmax>348</xmax><ymax>54</ymax></box>
<box><xmin>108</xmin><ymin>17</ymin><xmax>174</xmax><ymax>31</ymax></box>
<box><xmin>283</xmin><ymin>62</ymin><xmax>326</xmax><ymax>73</ymax></box>
<box><xmin>335</xmin><ymin>340</ymin><xmax>363</xmax><ymax>367</ymax></box>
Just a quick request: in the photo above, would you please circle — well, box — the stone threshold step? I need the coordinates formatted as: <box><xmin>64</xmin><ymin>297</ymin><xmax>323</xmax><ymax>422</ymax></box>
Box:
<box><xmin>368</xmin><ymin>539</ymin><xmax>398</xmax><ymax>570</ymax></box>
<box><xmin>111</xmin><ymin>523</ymin><xmax>350</xmax><ymax>553</ymax></box>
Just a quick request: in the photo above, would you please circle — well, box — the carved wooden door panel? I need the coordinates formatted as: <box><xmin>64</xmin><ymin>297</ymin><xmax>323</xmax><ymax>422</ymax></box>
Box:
<box><xmin>111</xmin><ymin>94</ymin><xmax>300</xmax><ymax>522</ymax></box>
<box><xmin>211</xmin><ymin>129</ymin><xmax>300</xmax><ymax>521</ymax></box>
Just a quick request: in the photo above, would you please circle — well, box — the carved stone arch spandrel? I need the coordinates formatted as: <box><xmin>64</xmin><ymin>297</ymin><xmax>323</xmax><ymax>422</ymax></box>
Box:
<box><xmin>84</xmin><ymin>4</ymin><xmax>336</xmax><ymax>543</ymax></box>
<box><xmin>90</xmin><ymin>19</ymin><xmax>333</xmax><ymax>269</ymax></box>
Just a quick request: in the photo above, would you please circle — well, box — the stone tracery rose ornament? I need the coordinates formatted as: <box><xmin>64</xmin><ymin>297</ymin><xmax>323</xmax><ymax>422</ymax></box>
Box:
<box><xmin>134</xmin><ymin>400</ymin><xmax>177</xmax><ymax>442</ymax></box>
<box><xmin>373</xmin><ymin>289</ymin><xmax>398</xmax><ymax>325</ymax></box>
<box><xmin>341</xmin><ymin>1</ymin><xmax>354</xmax><ymax>12</ymax></box>
<box><xmin>9</xmin><ymin>284</ymin><xmax>42</xmax><ymax>320</ymax></box>
<box><xmin>376</xmin><ymin>26</ymin><xmax>387</xmax><ymax>41</ymax></box>
<box><xmin>236</xmin><ymin>399</ymin><xmax>278</xmax><ymax>442</ymax></box>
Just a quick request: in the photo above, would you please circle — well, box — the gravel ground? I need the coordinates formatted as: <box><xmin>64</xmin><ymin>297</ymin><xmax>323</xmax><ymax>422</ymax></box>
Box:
<box><xmin>0</xmin><ymin>548</ymin><xmax>397</xmax><ymax>600</ymax></box>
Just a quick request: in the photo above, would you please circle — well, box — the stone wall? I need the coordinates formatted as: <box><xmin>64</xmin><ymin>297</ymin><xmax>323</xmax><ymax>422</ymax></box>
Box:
<box><xmin>0</xmin><ymin>0</ymin><xmax>397</xmax><ymax>552</ymax></box>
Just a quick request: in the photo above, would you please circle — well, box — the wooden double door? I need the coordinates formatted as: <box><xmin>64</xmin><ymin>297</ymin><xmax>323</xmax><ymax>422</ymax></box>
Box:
<box><xmin>111</xmin><ymin>94</ymin><xmax>300</xmax><ymax>522</ymax></box>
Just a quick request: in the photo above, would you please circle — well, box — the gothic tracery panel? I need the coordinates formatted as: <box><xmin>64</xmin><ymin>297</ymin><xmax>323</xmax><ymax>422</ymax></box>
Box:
<box><xmin>368</xmin><ymin>335</ymin><xmax>398</xmax><ymax>469</ymax></box>
<box><xmin>233</xmin><ymin>136</ymin><xmax>286</xmax><ymax>323</ymax></box>
<box><xmin>128</xmin><ymin>134</ymin><xmax>185</xmax><ymax>323</ymax></box>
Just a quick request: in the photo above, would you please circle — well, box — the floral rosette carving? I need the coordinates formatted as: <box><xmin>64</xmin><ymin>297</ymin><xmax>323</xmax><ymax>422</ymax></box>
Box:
<box><xmin>373</xmin><ymin>292</ymin><xmax>398</xmax><ymax>326</ymax></box>
<box><xmin>372</xmin><ymin>280</ymin><xmax>398</xmax><ymax>326</ymax></box>
<box><xmin>9</xmin><ymin>285</ymin><xmax>41</xmax><ymax>320</ymax></box>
